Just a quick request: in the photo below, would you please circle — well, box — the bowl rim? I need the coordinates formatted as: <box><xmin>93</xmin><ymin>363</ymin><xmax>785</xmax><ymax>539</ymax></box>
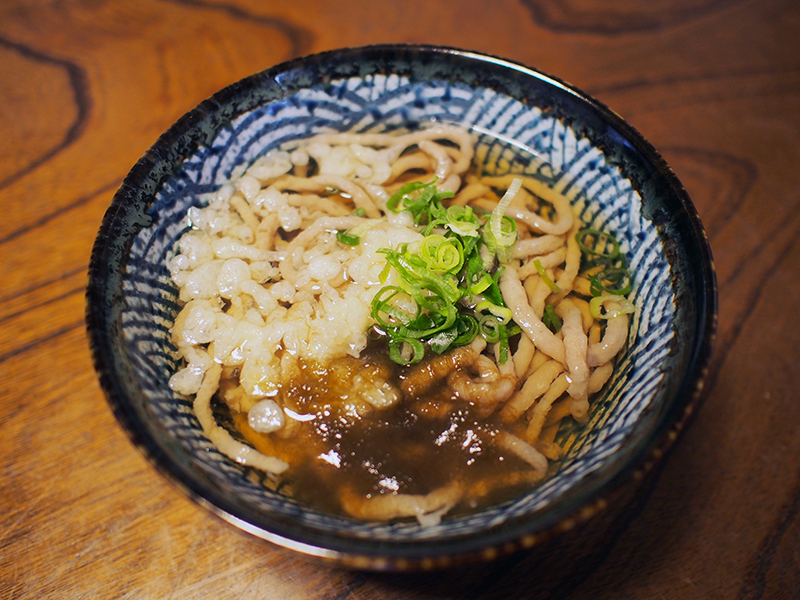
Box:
<box><xmin>86</xmin><ymin>43</ymin><xmax>717</xmax><ymax>570</ymax></box>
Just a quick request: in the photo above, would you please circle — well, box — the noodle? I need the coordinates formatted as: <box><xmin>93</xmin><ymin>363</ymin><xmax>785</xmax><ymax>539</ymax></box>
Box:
<box><xmin>166</xmin><ymin>124</ymin><xmax>633</xmax><ymax>524</ymax></box>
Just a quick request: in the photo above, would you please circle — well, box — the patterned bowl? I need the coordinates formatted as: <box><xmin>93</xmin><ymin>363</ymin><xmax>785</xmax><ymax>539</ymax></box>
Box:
<box><xmin>86</xmin><ymin>45</ymin><xmax>716</xmax><ymax>570</ymax></box>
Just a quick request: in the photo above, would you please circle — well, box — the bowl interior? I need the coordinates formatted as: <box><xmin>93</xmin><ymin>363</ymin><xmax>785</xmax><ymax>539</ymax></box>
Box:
<box><xmin>90</xmin><ymin>45</ymin><xmax>714</xmax><ymax>563</ymax></box>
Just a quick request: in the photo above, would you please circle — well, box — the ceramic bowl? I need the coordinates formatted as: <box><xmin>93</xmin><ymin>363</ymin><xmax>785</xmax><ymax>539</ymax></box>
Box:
<box><xmin>86</xmin><ymin>45</ymin><xmax>716</xmax><ymax>570</ymax></box>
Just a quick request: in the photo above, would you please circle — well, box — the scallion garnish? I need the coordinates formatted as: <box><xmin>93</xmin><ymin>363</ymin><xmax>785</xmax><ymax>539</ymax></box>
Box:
<box><xmin>336</xmin><ymin>231</ymin><xmax>360</xmax><ymax>246</ymax></box>
<box><xmin>419</xmin><ymin>235</ymin><xmax>465</xmax><ymax>274</ymax></box>
<box><xmin>335</xmin><ymin>216</ymin><xmax>377</xmax><ymax>247</ymax></box>
<box><xmin>589</xmin><ymin>295</ymin><xmax>636</xmax><ymax>320</ymax></box>
<box><xmin>576</xmin><ymin>228</ymin><xmax>620</xmax><ymax>259</ymax></box>
<box><xmin>386</xmin><ymin>179</ymin><xmax>455</xmax><ymax>226</ymax></box>
<box><xmin>576</xmin><ymin>228</ymin><xmax>633</xmax><ymax>301</ymax></box>
<box><xmin>542</xmin><ymin>304</ymin><xmax>562</xmax><ymax>333</ymax></box>
<box><xmin>588</xmin><ymin>267</ymin><xmax>632</xmax><ymax>297</ymax></box>
<box><xmin>486</xmin><ymin>178</ymin><xmax>522</xmax><ymax>263</ymax></box>
<box><xmin>388</xmin><ymin>338</ymin><xmax>426</xmax><ymax>365</ymax></box>
<box><xmin>375</xmin><ymin>179</ymin><xmax>520</xmax><ymax>364</ymax></box>
<box><xmin>534</xmin><ymin>259</ymin><xmax>561</xmax><ymax>294</ymax></box>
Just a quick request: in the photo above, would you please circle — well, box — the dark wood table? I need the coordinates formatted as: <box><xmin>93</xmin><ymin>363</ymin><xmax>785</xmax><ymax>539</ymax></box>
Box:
<box><xmin>2</xmin><ymin>1</ymin><xmax>799</xmax><ymax>597</ymax></box>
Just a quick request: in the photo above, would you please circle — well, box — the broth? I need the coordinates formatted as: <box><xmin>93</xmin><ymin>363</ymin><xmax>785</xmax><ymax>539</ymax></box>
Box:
<box><xmin>167</xmin><ymin>124</ymin><xmax>634</xmax><ymax>524</ymax></box>
<box><xmin>230</xmin><ymin>339</ymin><xmax>538</xmax><ymax>518</ymax></box>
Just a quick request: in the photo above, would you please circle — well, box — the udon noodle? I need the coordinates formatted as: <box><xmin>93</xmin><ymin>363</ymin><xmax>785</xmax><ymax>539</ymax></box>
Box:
<box><xmin>167</xmin><ymin>124</ymin><xmax>634</xmax><ymax>524</ymax></box>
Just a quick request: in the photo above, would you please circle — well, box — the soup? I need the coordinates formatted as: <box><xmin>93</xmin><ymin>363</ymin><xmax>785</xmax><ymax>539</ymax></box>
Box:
<box><xmin>166</xmin><ymin>124</ymin><xmax>634</xmax><ymax>524</ymax></box>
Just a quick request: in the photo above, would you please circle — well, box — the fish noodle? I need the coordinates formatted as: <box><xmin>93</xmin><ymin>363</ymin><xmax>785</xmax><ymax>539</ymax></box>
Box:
<box><xmin>543</xmin><ymin>398</ymin><xmax>573</xmax><ymax>428</ymax></box>
<box><xmin>588</xmin><ymin>362</ymin><xmax>614</xmax><ymax>393</ymax></box>
<box><xmin>501</xmin><ymin>359</ymin><xmax>563</xmax><ymax>422</ymax></box>
<box><xmin>499</xmin><ymin>267</ymin><xmax>566</xmax><ymax>363</ymax></box>
<box><xmin>588</xmin><ymin>313</ymin><xmax>629</xmax><ymax>367</ymax></box>
<box><xmin>524</xmin><ymin>275</ymin><xmax>551</xmax><ymax>318</ymax></box>
<box><xmin>306</xmin><ymin>124</ymin><xmax>474</xmax><ymax>176</ymax></box>
<box><xmin>339</xmin><ymin>482</ymin><xmax>462</xmax><ymax>525</ymax></box>
<box><xmin>388</xmin><ymin>152</ymin><xmax>435</xmax><ymax>182</ymax></box>
<box><xmin>401</xmin><ymin>337</ymin><xmax>487</xmax><ymax>397</ymax></box>
<box><xmin>525</xmin><ymin>372</ymin><xmax>570</xmax><ymax>443</ymax></box>
<box><xmin>513</xmin><ymin>333</ymin><xmax>536</xmax><ymax>379</ymax></box>
<box><xmin>517</xmin><ymin>248</ymin><xmax>567</xmax><ymax>278</ymax></box>
<box><xmin>496</xmin><ymin>432</ymin><xmax>548</xmax><ymax>479</ymax></box>
<box><xmin>230</xmin><ymin>194</ymin><xmax>260</xmax><ymax>236</ymax></box>
<box><xmin>553</xmin><ymin>221</ymin><xmax>582</xmax><ymax>296</ymax></box>
<box><xmin>481</xmin><ymin>175</ymin><xmax>574</xmax><ymax>235</ymax></box>
<box><xmin>193</xmin><ymin>364</ymin><xmax>289</xmax><ymax>475</ymax></box>
<box><xmin>418</xmin><ymin>139</ymin><xmax>454</xmax><ymax>181</ymax></box>
<box><xmin>452</xmin><ymin>182</ymin><xmax>492</xmax><ymax>207</ymax></box>
<box><xmin>511</xmin><ymin>235</ymin><xmax>564</xmax><ymax>259</ymax></box>
<box><xmin>448</xmin><ymin>355</ymin><xmax>518</xmax><ymax>414</ymax></box>
<box><xmin>558</xmin><ymin>300</ymin><xmax>590</xmax><ymax>422</ymax></box>
<box><xmin>255</xmin><ymin>213</ymin><xmax>280</xmax><ymax>250</ymax></box>
<box><xmin>275</xmin><ymin>175</ymin><xmax>380</xmax><ymax>218</ymax></box>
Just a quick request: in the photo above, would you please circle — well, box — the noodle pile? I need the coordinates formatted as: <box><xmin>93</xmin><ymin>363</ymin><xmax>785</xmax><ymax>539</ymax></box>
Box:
<box><xmin>167</xmin><ymin>124</ymin><xmax>634</xmax><ymax>524</ymax></box>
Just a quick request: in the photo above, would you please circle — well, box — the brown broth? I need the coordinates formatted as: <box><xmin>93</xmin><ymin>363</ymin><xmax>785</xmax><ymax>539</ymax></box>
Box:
<box><xmin>231</xmin><ymin>341</ymin><xmax>540</xmax><ymax>520</ymax></box>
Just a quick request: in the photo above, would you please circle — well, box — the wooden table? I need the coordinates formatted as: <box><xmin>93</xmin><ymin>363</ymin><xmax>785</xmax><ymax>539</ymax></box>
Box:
<box><xmin>2</xmin><ymin>0</ymin><xmax>799</xmax><ymax>597</ymax></box>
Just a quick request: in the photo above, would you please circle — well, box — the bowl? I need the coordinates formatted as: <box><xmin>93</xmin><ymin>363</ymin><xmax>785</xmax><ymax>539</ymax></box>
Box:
<box><xmin>86</xmin><ymin>45</ymin><xmax>716</xmax><ymax>570</ymax></box>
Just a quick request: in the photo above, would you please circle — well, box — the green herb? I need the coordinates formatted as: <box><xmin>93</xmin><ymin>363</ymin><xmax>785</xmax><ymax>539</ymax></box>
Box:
<box><xmin>485</xmin><ymin>177</ymin><xmax>521</xmax><ymax>263</ymax></box>
<box><xmin>542</xmin><ymin>304</ymin><xmax>562</xmax><ymax>333</ymax></box>
<box><xmin>576</xmin><ymin>228</ymin><xmax>620</xmax><ymax>259</ymax></box>
<box><xmin>335</xmin><ymin>215</ymin><xmax>376</xmax><ymax>247</ymax></box>
<box><xmin>385</xmin><ymin>179</ymin><xmax>455</xmax><ymax>226</ymax></box>
<box><xmin>534</xmin><ymin>259</ymin><xmax>561</xmax><ymax>294</ymax></box>
<box><xmin>589</xmin><ymin>295</ymin><xmax>636</xmax><ymax>319</ymax></box>
<box><xmin>588</xmin><ymin>267</ymin><xmax>632</xmax><ymax>297</ymax></box>
<box><xmin>374</xmin><ymin>178</ymin><xmax>524</xmax><ymax>364</ymax></box>
<box><xmin>418</xmin><ymin>235</ymin><xmax>465</xmax><ymax>274</ymax></box>
<box><xmin>336</xmin><ymin>231</ymin><xmax>360</xmax><ymax>246</ymax></box>
<box><xmin>576</xmin><ymin>228</ymin><xmax>633</xmax><ymax>299</ymax></box>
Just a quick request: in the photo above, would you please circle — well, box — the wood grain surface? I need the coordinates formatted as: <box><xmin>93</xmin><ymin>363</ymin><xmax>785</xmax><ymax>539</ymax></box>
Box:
<box><xmin>2</xmin><ymin>0</ymin><xmax>799</xmax><ymax>598</ymax></box>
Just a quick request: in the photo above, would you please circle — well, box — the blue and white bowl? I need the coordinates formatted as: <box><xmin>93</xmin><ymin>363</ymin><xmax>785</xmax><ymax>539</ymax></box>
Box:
<box><xmin>87</xmin><ymin>45</ymin><xmax>716</xmax><ymax>570</ymax></box>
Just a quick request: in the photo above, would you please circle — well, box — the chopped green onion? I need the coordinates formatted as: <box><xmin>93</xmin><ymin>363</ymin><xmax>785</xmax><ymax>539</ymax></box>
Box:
<box><xmin>475</xmin><ymin>300</ymin><xmax>513</xmax><ymax>325</ymax></box>
<box><xmin>373</xmin><ymin>179</ymin><xmax>522</xmax><ymax>364</ymax></box>
<box><xmin>576</xmin><ymin>228</ymin><xmax>621</xmax><ymax>259</ymax></box>
<box><xmin>482</xmin><ymin>267</ymin><xmax>506</xmax><ymax>307</ymax></box>
<box><xmin>370</xmin><ymin>286</ymin><xmax>418</xmax><ymax>329</ymax></box>
<box><xmin>386</xmin><ymin>179</ymin><xmax>454</xmax><ymax>226</ymax></box>
<box><xmin>442</xmin><ymin>205</ymin><xmax>481</xmax><ymax>237</ymax></box>
<box><xmin>468</xmin><ymin>272</ymin><xmax>493</xmax><ymax>295</ymax></box>
<box><xmin>488</xmin><ymin>178</ymin><xmax>522</xmax><ymax>263</ymax></box>
<box><xmin>386</xmin><ymin>180</ymin><xmax>432</xmax><ymax>213</ymax></box>
<box><xmin>588</xmin><ymin>267</ymin><xmax>632</xmax><ymax>297</ymax></box>
<box><xmin>589</xmin><ymin>295</ymin><xmax>636</xmax><ymax>319</ymax></box>
<box><xmin>389</xmin><ymin>338</ymin><xmax>425</xmax><ymax>365</ymax></box>
<box><xmin>336</xmin><ymin>231</ymin><xmax>360</xmax><ymax>246</ymax></box>
<box><xmin>483</xmin><ymin>216</ymin><xmax>517</xmax><ymax>259</ymax></box>
<box><xmin>452</xmin><ymin>314</ymin><xmax>480</xmax><ymax>346</ymax></box>
<box><xmin>534</xmin><ymin>259</ymin><xmax>561</xmax><ymax>293</ymax></box>
<box><xmin>479</xmin><ymin>314</ymin><xmax>501</xmax><ymax>343</ymax></box>
<box><xmin>498</xmin><ymin>322</ymin><xmax>510</xmax><ymax>364</ymax></box>
<box><xmin>428</xmin><ymin>314</ymin><xmax>478</xmax><ymax>354</ymax></box>
<box><xmin>428</xmin><ymin>327</ymin><xmax>459</xmax><ymax>355</ymax></box>
<box><xmin>419</xmin><ymin>235</ymin><xmax>464</xmax><ymax>274</ymax></box>
<box><xmin>335</xmin><ymin>217</ymin><xmax>375</xmax><ymax>247</ymax></box>
<box><xmin>543</xmin><ymin>304</ymin><xmax>562</xmax><ymax>333</ymax></box>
